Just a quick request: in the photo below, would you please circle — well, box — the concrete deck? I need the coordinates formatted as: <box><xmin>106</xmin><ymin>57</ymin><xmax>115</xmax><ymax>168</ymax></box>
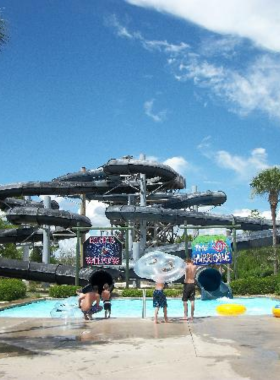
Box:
<box><xmin>0</xmin><ymin>316</ymin><xmax>279</xmax><ymax>379</ymax></box>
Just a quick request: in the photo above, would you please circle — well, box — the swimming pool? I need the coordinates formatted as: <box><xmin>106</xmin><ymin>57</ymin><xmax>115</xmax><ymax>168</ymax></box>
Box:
<box><xmin>0</xmin><ymin>297</ymin><xmax>278</xmax><ymax>318</ymax></box>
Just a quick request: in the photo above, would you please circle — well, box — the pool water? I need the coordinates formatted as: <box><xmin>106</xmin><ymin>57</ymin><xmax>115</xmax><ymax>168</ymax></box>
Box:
<box><xmin>0</xmin><ymin>297</ymin><xmax>278</xmax><ymax>318</ymax></box>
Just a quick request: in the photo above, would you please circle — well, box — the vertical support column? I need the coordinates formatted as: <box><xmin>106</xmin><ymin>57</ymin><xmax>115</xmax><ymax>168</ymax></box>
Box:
<box><xmin>191</xmin><ymin>185</ymin><xmax>198</xmax><ymax>212</ymax></box>
<box><xmin>75</xmin><ymin>223</ymin><xmax>81</xmax><ymax>286</ymax></box>
<box><xmin>226</xmin><ymin>229</ymin><xmax>231</xmax><ymax>283</ymax></box>
<box><xmin>184</xmin><ymin>222</ymin><xmax>189</xmax><ymax>259</ymax></box>
<box><xmin>128</xmin><ymin>195</ymin><xmax>134</xmax><ymax>257</ymax></box>
<box><xmin>23</xmin><ymin>196</ymin><xmax>31</xmax><ymax>261</ymax></box>
<box><xmin>80</xmin><ymin>166</ymin><xmax>87</xmax><ymax>267</ymax></box>
<box><xmin>42</xmin><ymin>196</ymin><xmax>51</xmax><ymax>264</ymax></box>
<box><xmin>125</xmin><ymin>227</ymin><xmax>129</xmax><ymax>289</ymax></box>
<box><xmin>139</xmin><ymin>153</ymin><xmax>146</xmax><ymax>256</ymax></box>
<box><xmin>233</xmin><ymin>227</ymin><xmax>238</xmax><ymax>280</ymax></box>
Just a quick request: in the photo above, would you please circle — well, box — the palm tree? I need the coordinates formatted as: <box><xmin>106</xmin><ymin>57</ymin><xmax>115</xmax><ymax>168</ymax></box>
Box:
<box><xmin>250</xmin><ymin>167</ymin><xmax>280</xmax><ymax>275</ymax></box>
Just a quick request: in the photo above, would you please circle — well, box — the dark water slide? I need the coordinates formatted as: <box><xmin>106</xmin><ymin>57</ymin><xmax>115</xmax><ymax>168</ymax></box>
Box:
<box><xmin>0</xmin><ymin>257</ymin><xmax>121</xmax><ymax>294</ymax></box>
<box><xmin>105</xmin><ymin>205</ymin><xmax>278</xmax><ymax>231</ymax></box>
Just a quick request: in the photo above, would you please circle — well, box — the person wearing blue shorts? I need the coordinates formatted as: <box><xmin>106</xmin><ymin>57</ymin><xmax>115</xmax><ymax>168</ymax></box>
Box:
<box><xmin>153</xmin><ymin>283</ymin><xmax>169</xmax><ymax>324</ymax></box>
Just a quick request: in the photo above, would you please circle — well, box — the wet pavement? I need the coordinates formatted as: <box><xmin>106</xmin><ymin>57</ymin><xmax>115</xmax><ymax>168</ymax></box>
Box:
<box><xmin>0</xmin><ymin>316</ymin><xmax>279</xmax><ymax>379</ymax></box>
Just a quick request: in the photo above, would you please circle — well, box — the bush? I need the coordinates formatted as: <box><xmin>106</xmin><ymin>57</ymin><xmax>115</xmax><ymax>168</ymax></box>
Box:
<box><xmin>275</xmin><ymin>282</ymin><xmax>280</xmax><ymax>296</ymax></box>
<box><xmin>230</xmin><ymin>276</ymin><xmax>279</xmax><ymax>295</ymax></box>
<box><xmin>121</xmin><ymin>288</ymin><xmax>182</xmax><ymax>297</ymax></box>
<box><xmin>49</xmin><ymin>285</ymin><xmax>81</xmax><ymax>298</ymax></box>
<box><xmin>121</xmin><ymin>289</ymin><xmax>143</xmax><ymax>297</ymax></box>
<box><xmin>0</xmin><ymin>279</ymin><xmax>27</xmax><ymax>301</ymax></box>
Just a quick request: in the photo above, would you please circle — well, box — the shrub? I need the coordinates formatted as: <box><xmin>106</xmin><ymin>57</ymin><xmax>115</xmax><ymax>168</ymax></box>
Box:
<box><xmin>49</xmin><ymin>285</ymin><xmax>81</xmax><ymax>298</ymax></box>
<box><xmin>121</xmin><ymin>288</ymin><xmax>182</xmax><ymax>297</ymax></box>
<box><xmin>0</xmin><ymin>279</ymin><xmax>27</xmax><ymax>301</ymax></box>
<box><xmin>121</xmin><ymin>289</ymin><xmax>143</xmax><ymax>297</ymax></box>
<box><xmin>275</xmin><ymin>282</ymin><xmax>280</xmax><ymax>296</ymax></box>
<box><xmin>230</xmin><ymin>276</ymin><xmax>279</xmax><ymax>296</ymax></box>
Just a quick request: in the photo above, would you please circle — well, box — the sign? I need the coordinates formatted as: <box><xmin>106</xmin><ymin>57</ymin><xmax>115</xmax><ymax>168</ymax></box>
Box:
<box><xmin>83</xmin><ymin>236</ymin><xmax>122</xmax><ymax>266</ymax></box>
<box><xmin>191</xmin><ymin>235</ymin><xmax>232</xmax><ymax>265</ymax></box>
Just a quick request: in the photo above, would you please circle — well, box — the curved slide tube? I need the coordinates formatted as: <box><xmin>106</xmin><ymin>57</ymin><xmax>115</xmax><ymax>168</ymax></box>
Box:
<box><xmin>5</xmin><ymin>207</ymin><xmax>91</xmax><ymax>228</ymax></box>
<box><xmin>0</xmin><ymin>227</ymin><xmax>77</xmax><ymax>244</ymax></box>
<box><xmin>105</xmin><ymin>205</ymin><xmax>278</xmax><ymax>231</ymax></box>
<box><xmin>86</xmin><ymin>191</ymin><xmax>227</xmax><ymax>208</ymax></box>
<box><xmin>0</xmin><ymin>257</ymin><xmax>121</xmax><ymax>293</ymax></box>
<box><xmin>0</xmin><ymin>197</ymin><xmax>59</xmax><ymax>211</ymax></box>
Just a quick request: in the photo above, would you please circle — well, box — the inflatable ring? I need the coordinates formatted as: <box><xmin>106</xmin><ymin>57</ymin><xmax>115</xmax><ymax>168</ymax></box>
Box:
<box><xmin>216</xmin><ymin>303</ymin><xmax>246</xmax><ymax>316</ymax></box>
<box><xmin>134</xmin><ymin>251</ymin><xmax>186</xmax><ymax>283</ymax></box>
<box><xmin>272</xmin><ymin>305</ymin><xmax>280</xmax><ymax>318</ymax></box>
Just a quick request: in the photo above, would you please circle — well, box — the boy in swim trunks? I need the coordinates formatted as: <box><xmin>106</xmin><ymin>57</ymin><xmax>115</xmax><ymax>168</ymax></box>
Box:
<box><xmin>78</xmin><ymin>285</ymin><xmax>103</xmax><ymax>320</ymax></box>
<box><xmin>153</xmin><ymin>282</ymin><xmax>169</xmax><ymax>324</ymax></box>
<box><xmin>101</xmin><ymin>283</ymin><xmax>111</xmax><ymax>319</ymax></box>
<box><xmin>182</xmin><ymin>258</ymin><xmax>197</xmax><ymax>321</ymax></box>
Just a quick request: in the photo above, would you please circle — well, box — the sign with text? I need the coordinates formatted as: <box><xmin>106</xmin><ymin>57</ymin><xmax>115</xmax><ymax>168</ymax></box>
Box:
<box><xmin>191</xmin><ymin>235</ymin><xmax>232</xmax><ymax>265</ymax></box>
<box><xmin>83</xmin><ymin>236</ymin><xmax>122</xmax><ymax>266</ymax></box>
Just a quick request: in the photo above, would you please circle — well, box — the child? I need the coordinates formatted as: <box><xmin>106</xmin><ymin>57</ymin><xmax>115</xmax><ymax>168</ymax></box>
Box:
<box><xmin>101</xmin><ymin>283</ymin><xmax>111</xmax><ymax>319</ymax></box>
<box><xmin>153</xmin><ymin>282</ymin><xmax>169</xmax><ymax>324</ymax></box>
<box><xmin>78</xmin><ymin>285</ymin><xmax>103</xmax><ymax>320</ymax></box>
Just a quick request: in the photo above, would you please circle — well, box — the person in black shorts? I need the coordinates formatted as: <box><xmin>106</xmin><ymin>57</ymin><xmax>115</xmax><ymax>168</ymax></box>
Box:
<box><xmin>182</xmin><ymin>258</ymin><xmax>197</xmax><ymax>321</ymax></box>
<box><xmin>101</xmin><ymin>283</ymin><xmax>111</xmax><ymax>319</ymax></box>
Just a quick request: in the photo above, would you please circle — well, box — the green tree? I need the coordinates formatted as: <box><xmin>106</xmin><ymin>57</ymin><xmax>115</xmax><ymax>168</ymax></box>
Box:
<box><xmin>0</xmin><ymin>216</ymin><xmax>23</xmax><ymax>259</ymax></box>
<box><xmin>250</xmin><ymin>167</ymin><xmax>280</xmax><ymax>274</ymax></box>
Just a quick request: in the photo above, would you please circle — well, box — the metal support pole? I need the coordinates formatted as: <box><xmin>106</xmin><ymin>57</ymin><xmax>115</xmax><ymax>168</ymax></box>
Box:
<box><xmin>125</xmin><ymin>227</ymin><xmax>129</xmax><ymax>289</ymax></box>
<box><xmin>128</xmin><ymin>195</ymin><xmax>134</xmax><ymax>256</ymax></box>
<box><xmin>142</xmin><ymin>289</ymin><xmax>146</xmax><ymax>319</ymax></box>
<box><xmin>80</xmin><ymin>166</ymin><xmax>87</xmax><ymax>267</ymax></box>
<box><xmin>75</xmin><ymin>223</ymin><xmax>81</xmax><ymax>286</ymax></box>
<box><xmin>184</xmin><ymin>221</ymin><xmax>189</xmax><ymax>259</ymax></box>
<box><xmin>42</xmin><ymin>196</ymin><xmax>51</xmax><ymax>264</ymax></box>
<box><xmin>23</xmin><ymin>196</ymin><xmax>31</xmax><ymax>261</ymax></box>
<box><xmin>233</xmin><ymin>227</ymin><xmax>237</xmax><ymax>280</ymax></box>
<box><xmin>139</xmin><ymin>153</ymin><xmax>147</xmax><ymax>256</ymax></box>
<box><xmin>191</xmin><ymin>185</ymin><xmax>198</xmax><ymax>212</ymax></box>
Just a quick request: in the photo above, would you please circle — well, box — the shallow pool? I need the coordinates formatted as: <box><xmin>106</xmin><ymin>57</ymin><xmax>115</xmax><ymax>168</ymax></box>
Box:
<box><xmin>0</xmin><ymin>296</ymin><xmax>279</xmax><ymax>318</ymax></box>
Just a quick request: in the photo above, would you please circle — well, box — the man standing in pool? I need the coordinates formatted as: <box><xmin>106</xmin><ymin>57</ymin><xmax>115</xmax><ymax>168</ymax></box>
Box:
<box><xmin>153</xmin><ymin>282</ymin><xmax>169</xmax><ymax>324</ymax></box>
<box><xmin>182</xmin><ymin>258</ymin><xmax>197</xmax><ymax>321</ymax></box>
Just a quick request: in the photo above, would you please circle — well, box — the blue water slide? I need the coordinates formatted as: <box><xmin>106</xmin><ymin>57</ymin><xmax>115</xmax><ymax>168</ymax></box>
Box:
<box><xmin>196</xmin><ymin>267</ymin><xmax>233</xmax><ymax>300</ymax></box>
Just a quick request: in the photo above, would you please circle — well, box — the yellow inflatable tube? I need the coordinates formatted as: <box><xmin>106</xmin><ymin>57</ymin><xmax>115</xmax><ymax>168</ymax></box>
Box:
<box><xmin>216</xmin><ymin>303</ymin><xmax>246</xmax><ymax>316</ymax></box>
<box><xmin>272</xmin><ymin>305</ymin><xmax>280</xmax><ymax>318</ymax></box>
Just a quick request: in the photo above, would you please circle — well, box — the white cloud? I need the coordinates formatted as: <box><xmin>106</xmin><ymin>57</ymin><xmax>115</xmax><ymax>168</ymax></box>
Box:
<box><xmin>215</xmin><ymin>148</ymin><xmax>269</xmax><ymax>180</ymax></box>
<box><xmin>109</xmin><ymin>16</ymin><xmax>280</xmax><ymax>120</ymax></box>
<box><xmin>197</xmin><ymin>138</ymin><xmax>271</xmax><ymax>181</ymax></box>
<box><xmin>163</xmin><ymin>156</ymin><xmax>189</xmax><ymax>175</ymax></box>
<box><xmin>85</xmin><ymin>200</ymin><xmax>110</xmax><ymax>227</ymax></box>
<box><xmin>108</xmin><ymin>14</ymin><xmax>189</xmax><ymax>54</ymax></box>
<box><xmin>144</xmin><ymin>99</ymin><xmax>167</xmax><ymax>122</ymax></box>
<box><xmin>233</xmin><ymin>208</ymin><xmax>280</xmax><ymax>219</ymax></box>
<box><xmin>126</xmin><ymin>0</ymin><xmax>280</xmax><ymax>52</ymax></box>
<box><xmin>175</xmin><ymin>54</ymin><xmax>280</xmax><ymax>119</ymax></box>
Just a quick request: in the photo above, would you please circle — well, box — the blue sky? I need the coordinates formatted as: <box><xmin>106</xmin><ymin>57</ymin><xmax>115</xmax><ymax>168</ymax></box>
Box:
<box><xmin>1</xmin><ymin>0</ymin><xmax>280</xmax><ymax>221</ymax></box>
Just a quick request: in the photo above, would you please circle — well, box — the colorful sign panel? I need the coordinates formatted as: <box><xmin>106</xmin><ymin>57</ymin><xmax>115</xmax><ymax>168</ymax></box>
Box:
<box><xmin>191</xmin><ymin>235</ymin><xmax>232</xmax><ymax>265</ymax></box>
<box><xmin>83</xmin><ymin>236</ymin><xmax>122</xmax><ymax>266</ymax></box>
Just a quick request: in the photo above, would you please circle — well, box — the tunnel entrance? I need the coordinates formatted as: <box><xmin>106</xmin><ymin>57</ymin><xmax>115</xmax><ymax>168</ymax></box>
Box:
<box><xmin>197</xmin><ymin>268</ymin><xmax>222</xmax><ymax>292</ymax></box>
<box><xmin>81</xmin><ymin>270</ymin><xmax>114</xmax><ymax>294</ymax></box>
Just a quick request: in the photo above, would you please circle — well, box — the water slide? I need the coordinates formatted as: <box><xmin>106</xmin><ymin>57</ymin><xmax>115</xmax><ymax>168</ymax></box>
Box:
<box><xmin>196</xmin><ymin>267</ymin><xmax>233</xmax><ymax>300</ymax></box>
<box><xmin>0</xmin><ymin>156</ymin><xmax>279</xmax><ymax>298</ymax></box>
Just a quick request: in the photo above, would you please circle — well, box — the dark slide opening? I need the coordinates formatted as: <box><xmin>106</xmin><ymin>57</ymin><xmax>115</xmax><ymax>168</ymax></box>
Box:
<box><xmin>82</xmin><ymin>270</ymin><xmax>114</xmax><ymax>294</ymax></box>
<box><xmin>197</xmin><ymin>268</ymin><xmax>221</xmax><ymax>292</ymax></box>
